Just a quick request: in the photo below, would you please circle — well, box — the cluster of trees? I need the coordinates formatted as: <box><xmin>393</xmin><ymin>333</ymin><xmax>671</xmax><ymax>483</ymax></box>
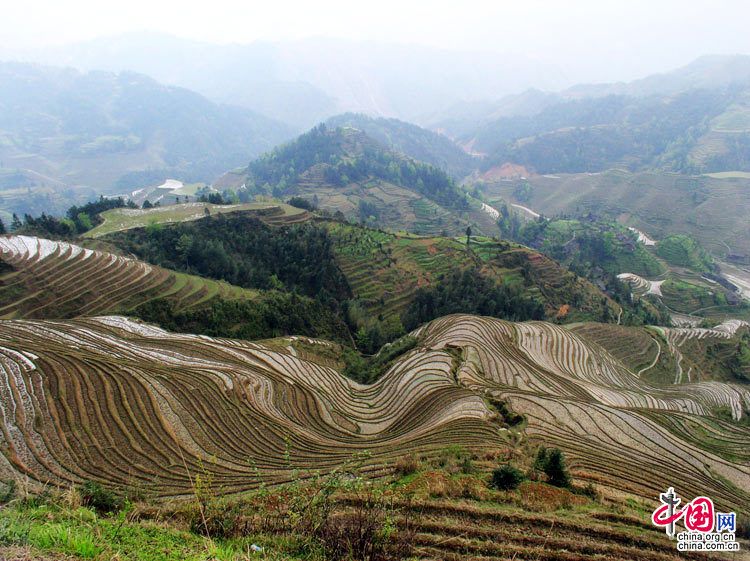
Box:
<box><xmin>287</xmin><ymin>196</ymin><xmax>318</xmax><ymax>211</ymax></box>
<box><xmin>248</xmin><ymin>124</ymin><xmax>338</xmax><ymax>185</ymax></box>
<box><xmin>325</xmin><ymin>113</ymin><xmax>477</xmax><ymax>179</ymax></box>
<box><xmin>132</xmin><ymin>293</ymin><xmax>350</xmax><ymax>344</ymax></box>
<box><xmin>247</xmin><ymin>124</ymin><xmax>469</xmax><ymax>211</ymax></box>
<box><xmin>496</xmin><ymin>203</ymin><xmax>523</xmax><ymax>239</ymax></box>
<box><xmin>8</xmin><ymin>196</ymin><xmax>134</xmax><ymax>238</ymax></box>
<box><xmin>322</xmin><ymin>147</ymin><xmax>469</xmax><ymax>210</ymax></box>
<box><xmin>197</xmin><ymin>192</ymin><xmax>229</xmax><ymax>205</ymax></box>
<box><xmin>656</xmin><ymin>234</ymin><xmax>715</xmax><ymax>272</ymax></box>
<box><xmin>341</xmin><ymin>335</ymin><xmax>417</xmax><ymax>383</ymax></box>
<box><xmin>401</xmin><ymin>267</ymin><xmax>545</xmax><ymax>331</ymax></box>
<box><xmin>110</xmin><ymin>213</ymin><xmax>351</xmax><ymax>302</ymax></box>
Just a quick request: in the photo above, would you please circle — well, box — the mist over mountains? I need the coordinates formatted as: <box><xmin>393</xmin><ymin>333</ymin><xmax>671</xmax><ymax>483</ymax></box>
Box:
<box><xmin>7</xmin><ymin>32</ymin><xmax>570</xmax><ymax>129</ymax></box>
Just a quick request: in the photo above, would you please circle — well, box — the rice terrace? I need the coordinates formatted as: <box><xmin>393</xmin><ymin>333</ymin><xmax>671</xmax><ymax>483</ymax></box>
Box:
<box><xmin>2</xmin><ymin>6</ymin><xmax>750</xmax><ymax>560</ymax></box>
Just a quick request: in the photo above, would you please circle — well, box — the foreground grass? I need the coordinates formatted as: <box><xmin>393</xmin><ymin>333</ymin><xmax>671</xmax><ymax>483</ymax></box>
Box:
<box><xmin>0</xmin><ymin>502</ymin><xmax>295</xmax><ymax>561</ymax></box>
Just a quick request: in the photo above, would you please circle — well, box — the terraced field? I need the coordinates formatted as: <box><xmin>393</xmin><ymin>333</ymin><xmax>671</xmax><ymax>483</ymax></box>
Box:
<box><xmin>0</xmin><ymin>235</ymin><xmax>257</xmax><ymax>319</ymax></box>
<box><xmin>0</xmin><ymin>313</ymin><xmax>748</xmax><ymax>521</ymax></box>
<box><xmin>327</xmin><ymin>223</ymin><xmax>621</xmax><ymax>326</ymax></box>
<box><xmin>85</xmin><ymin>202</ymin><xmax>309</xmax><ymax>238</ymax></box>
<box><xmin>0</xmin><ymin>315</ymin><xmax>498</xmax><ymax>497</ymax></box>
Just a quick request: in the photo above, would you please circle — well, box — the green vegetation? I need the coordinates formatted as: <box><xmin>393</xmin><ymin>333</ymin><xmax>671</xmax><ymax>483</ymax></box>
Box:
<box><xmin>341</xmin><ymin>335</ymin><xmax>417</xmax><ymax>382</ymax></box>
<box><xmin>106</xmin><ymin>213</ymin><xmax>350</xmax><ymax>302</ymax></box>
<box><xmin>466</xmin><ymin>87</ymin><xmax>742</xmax><ymax>174</ymax></box>
<box><xmin>659</xmin><ymin>278</ymin><xmax>726</xmax><ymax>313</ymax></box>
<box><xmin>482</xmin><ymin>169</ymin><xmax>750</xmax><ymax>261</ymax></box>
<box><xmin>325</xmin><ymin>113</ymin><xmax>477</xmax><ymax>179</ymax></box>
<box><xmin>509</xmin><ymin>215</ymin><xmax>669</xmax><ymax>325</ymax></box>
<box><xmin>0</xmin><ymin>442</ymin><xmax>652</xmax><ymax>561</ymax></box>
<box><xmin>87</xmin><ymin>202</ymin><xmax>305</xmax><ymax>238</ymax></box>
<box><xmin>12</xmin><ymin>196</ymin><xmax>136</xmax><ymax>238</ymax></box>
<box><xmin>534</xmin><ymin>447</ymin><xmax>572</xmax><ymax>488</ymax></box>
<box><xmin>402</xmin><ymin>267</ymin><xmax>544</xmax><ymax>331</ymax></box>
<box><xmin>96</xmin><ymin>215</ymin><xmax>621</xmax><ymax>363</ymax></box>
<box><xmin>490</xmin><ymin>465</ymin><xmax>526</xmax><ymax>491</ymax></box>
<box><xmin>132</xmin><ymin>293</ymin><xmax>350</xmax><ymax>344</ymax></box>
<box><xmin>247</xmin><ymin>124</ymin><xmax>469</xmax><ymax>211</ymax></box>
<box><xmin>656</xmin><ymin>234</ymin><xmax>714</xmax><ymax>272</ymax></box>
<box><xmin>517</xmin><ymin>216</ymin><xmax>665</xmax><ymax>278</ymax></box>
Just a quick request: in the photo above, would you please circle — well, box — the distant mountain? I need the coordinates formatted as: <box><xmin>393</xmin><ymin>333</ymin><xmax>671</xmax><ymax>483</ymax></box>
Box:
<box><xmin>325</xmin><ymin>113</ymin><xmax>477</xmax><ymax>179</ymax></box>
<box><xmin>0</xmin><ymin>62</ymin><xmax>293</xmax><ymax>219</ymax></box>
<box><xmin>240</xmin><ymin>124</ymin><xmax>497</xmax><ymax>235</ymax></box>
<box><xmin>565</xmin><ymin>54</ymin><xmax>750</xmax><ymax>99</ymax></box>
<box><xmin>15</xmin><ymin>32</ymin><xmax>569</xmax><ymax>129</ymax></box>
<box><xmin>427</xmin><ymin>89</ymin><xmax>563</xmax><ymax>139</ymax></box>
<box><xmin>431</xmin><ymin>55</ymin><xmax>750</xmax><ymax>172</ymax></box>
<box><xmin>464</xmin><ymin>88</ymin><xmax>741</xmax><ymax>173</ymax></box>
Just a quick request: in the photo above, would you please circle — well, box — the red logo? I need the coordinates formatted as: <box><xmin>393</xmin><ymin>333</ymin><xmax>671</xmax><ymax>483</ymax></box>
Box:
<box><xmin>652</xmin><ymin>488</ymin><xmax>716</xmax><ymax>537</ymax></box>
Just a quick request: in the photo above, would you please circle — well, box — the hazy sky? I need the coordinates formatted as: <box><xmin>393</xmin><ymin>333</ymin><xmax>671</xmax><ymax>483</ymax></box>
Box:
<box><xmin>3</xmin><ymin>0</ymin><xmax>750</xmax><ymax>82</ymax></box>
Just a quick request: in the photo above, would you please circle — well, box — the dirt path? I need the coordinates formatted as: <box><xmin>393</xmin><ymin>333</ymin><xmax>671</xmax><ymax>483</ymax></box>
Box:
<box><xmin>511</xmin><ymin>204</ymin><xmax>540</xmax><ymax>219</ymax></box>
<box><xmin>636</xmin><ymin>335</ymin><xmax>661</xmax><ymax>377</ymax></box>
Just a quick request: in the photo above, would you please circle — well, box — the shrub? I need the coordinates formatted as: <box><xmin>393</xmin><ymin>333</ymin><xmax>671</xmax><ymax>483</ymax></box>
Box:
<box><xmin>490</xmin><ymin>464</ymin><xmax>526</xmax><ymax>491</ymax></box>
<box><xmin>79</xmin><ymin>481</ymin><xmax>122</xmax><ymax>514</ymax></box>
<box><xmin>459</xmin><ymin>456</ymin><xmax>475</xmax><ymax>474</ymax></box>
<box><xmin>394</xmin><ymin>454</ymin><xmax>420</xmax><ymax>477</ymax></box>
<box><xmin>535</xmin><ymin>447</ymin><xmax>571</xmax><ymax>488</ymax></box>
<box><xmin>287</xmin><ymin>196</ymin><xmax>317</xmax><ymax>211</ymax></box>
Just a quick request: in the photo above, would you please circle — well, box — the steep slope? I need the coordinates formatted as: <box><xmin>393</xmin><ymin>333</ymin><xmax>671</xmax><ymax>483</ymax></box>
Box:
<box><xmin>0</xmin><ymin>62</ymin><xmax>293</xmax><ymax>220</ymax></box>
<box><xmin>0</xmin><ymin>313</ymin><xmax>747</xmax><ymax>521</ymax></box>
<box><xmin>0</xmin><ymin>234</ymin><xmax>264</xmax><ymax>320</ymax></box>
<box><xmin>241</xmin><ymin>124</ymin><xmax>497</xmax><ymax>235</ymax></box>
<box><xmin>99</xmin><ymin>213</ymin><xmax>623</xmax><ymax>349</ymax></box>
<box><xmin>432</xmin><ymin>54</ymin><xmax>750</xmax><ymax>139</ymax></box>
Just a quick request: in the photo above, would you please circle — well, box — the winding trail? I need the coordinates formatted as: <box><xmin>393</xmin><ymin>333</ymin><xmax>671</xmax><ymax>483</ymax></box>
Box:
<box><xmin>511</xmin><ymin>204</ymin><xmax>540</xmax><ymax>219</ymax></box>
<box><xmin>636</xmin><ymin>335</ymin><xmax>661</xmax><ymax>378</ymax></box>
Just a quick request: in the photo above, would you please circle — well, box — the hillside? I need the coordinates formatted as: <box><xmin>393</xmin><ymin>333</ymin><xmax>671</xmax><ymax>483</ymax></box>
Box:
<box><xmin>434</xmin><ymin>55</ymin><xmax>750</xmax><ymax>175</ymax></box>
<box><xmin>96</xmin><ymin>212</ymin><xmax>624</xmax><ymax>349</ymax></box>
<box><xmin>465</xmin><ymin>88</ymin><xmax>738</xmax><ymax>174</ymax></box>
<box><xmin>20</xmin><ymin>32</ymin><xmax>569</xmax><ymax>128</ymax></box>
<box><xmin>324</xmin><ymin>221</ymin><xmax>622</xmax><ymax>337</ymax></box>
<box><xmin>325</xmin><ymin>113</ymin><xmax>477</xmax><ymax>179</ymax></box>
<box><xmin>1</xmin><ymin>232</ymin><xmax>749</xmax><ymax>559</ymax></box>
<box><xmin>85</xmin><ymin>201</ymin><xmax>309</xmax><ymax>238</ymax></box>
<box><xmin>431</xmin><ymin>55</ymin><xmax>750</xmax><ymax>137</ymax></box>
<box><xmin>481</xmin><ymin>169</ymin><xmax>750</xmax><ymax>262</ymax></box>
<box><xmin>0</xmin><ymin>62</ymin><xmax>293</xmax><ymax>221</ymax></box>
<box><xmin>241</xmin><ymin>124</ymin><xmax>497</xmax><ymax>235</ymax></box>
